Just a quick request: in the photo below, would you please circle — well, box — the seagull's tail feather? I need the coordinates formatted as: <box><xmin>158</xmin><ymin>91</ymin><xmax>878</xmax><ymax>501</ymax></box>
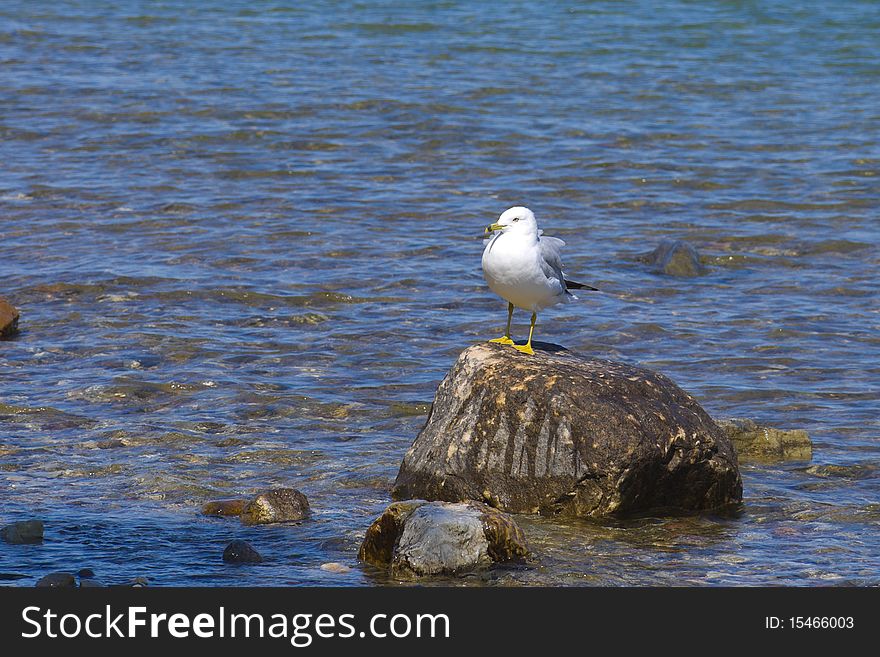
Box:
<box><xmin>564</xmin><ymin>279</ymin><xmax>599</xmax><ymax>291</ymax></box>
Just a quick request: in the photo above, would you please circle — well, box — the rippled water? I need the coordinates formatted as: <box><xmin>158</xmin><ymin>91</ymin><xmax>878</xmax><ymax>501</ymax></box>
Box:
<box><xmin>1</xmin><ymin>1</ymin><xmax>878</xmax><ymax>586</ymax></box>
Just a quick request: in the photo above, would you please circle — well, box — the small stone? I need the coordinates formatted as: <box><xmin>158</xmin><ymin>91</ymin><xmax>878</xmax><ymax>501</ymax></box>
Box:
<box><xmin>0</xmin><ymin>297</ymin><xmax>20</xmax><ymax>338</ymax></box>
<box><xmin>717</xmin><ymin>418</ymin><xmax>812</xmax><ymax>462</ymax></box>
<box><xmin>320</xmin><ymin>562</ymin><xmax>352</xmax><ymax>574</ymax></box>
<box><xmin>240</xmin><ymin>488</ymin><xmax>309</xmax><ymax>525</ymax></box>
<box><xmin>1</xmin><ymin>520</ymin><xmax>44</xmax><ymax>544</ymax></box>
<box><xmin>77</xmin><ymin>568</ymin><xmax>95</xmax><ymax>579</ymax></box>
<box><xmin>201</xmin><ymin>499</ymin><xmax>248</xmax><ymax>517</ymax></box>
<box><xmin>223</xmin><ymin>540</ymin><xmax>263</xmax><ymax>564</ymax></box>
<box><xmin>641</xmin><ymin>240</ymin><xmax>706</xmax><ymax>277</ymax></box>
<box><xmin>109</xmin><ymin>576</ymin><xmax>150</xmax><ymax>587</ymax></box>
<box><xmin>36</xmin><ymin>572</ymin><xmax>76</xmax><ymax>588</ymax></box>
<box><xmin>359</xmin><ymin>500</ymin><xmax>529</xmax><ymax>578</ymax></box>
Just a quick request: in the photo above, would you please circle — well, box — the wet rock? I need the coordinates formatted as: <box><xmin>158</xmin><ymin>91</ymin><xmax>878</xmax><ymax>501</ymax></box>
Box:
<box><xmin>36</xmin><ymin>572</ymin><xmax>76</xmax><ymax>588</ymax></box>
<box><xmin>201</xmin><ymin>499</ymin><xmax>248</xmax><ymax>517</ymax></box>
<box><xmin>0</xmin><ymin>297</ymin><xmax>20</xmax><ymax>338</ymax></box>
<box><xmin>717</xmin><ymin>418</ymin><xmax>812</xmax><ymax>462</ymax></box>
<box><xmin>240</xmin><ymin>488</ymin><xmax>310</xmax><ymax>525</ymax></box>
<box><xmin>1</xmin><ymin>519</ymin><xmax>44</xmax><ymax>544</ymax></box>
<box><xmin>392</xmin><ymin>343</ymin><xmax>742</xmax><ymax>518</ymax></box>
<box><xmin>803</xmin><ymin>463</ymin><xmax>874</xmax><ymax>479</ymax></box>
<box><xmin>96</xmin><ymin>438</ymin><xmax>126</xmax><ymax>449</ymax></box>
<box><xmin>112</xmin><ymin>576</ymin><xmax>149</xmax><ymax>588</ymax></box>
<box><xmin>359</xmin><ymin>500</ymin><xmax>528</xmax><ymax>578</ymax></box>
<box><xmin>77</xmin><ymin>568</ymin><xmax>95</xmax><ymax>578</ymax></box>
<box><xmin>641</xmin><ymin>240</ymin><xmax>706</xmax><ymax>277</ymax></box>
<box><xmin>358</xmin><ymin>501</ymin><xmax>425</xmax><ymax>566</ymax></box>
<box><xmin>320</xmin><ymin>562</ymin><xmax>352</xmax><ymax>574</ymax></box>
<box><xmin>79</xmin><ymin>579</ymin><xmax>106</xmax><ymax>588</ymax></box>
<box><xmin>223</xmin><ymin>540</ymin><xmax>263</xmax><ymax>564</ymax></box>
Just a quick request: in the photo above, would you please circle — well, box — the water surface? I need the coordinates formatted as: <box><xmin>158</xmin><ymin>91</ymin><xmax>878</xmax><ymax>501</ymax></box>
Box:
<box><xmin>1</xmin><ymin>0</ymin><xmax>878</xmax><ymax>586</ymax></box>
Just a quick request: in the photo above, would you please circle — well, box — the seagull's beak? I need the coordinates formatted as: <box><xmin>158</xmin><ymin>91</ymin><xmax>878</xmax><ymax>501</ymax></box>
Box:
<box><xmin>485</xmin><ymin>222</ymin><xmax>504</xmax><ymax>234</ymax></box>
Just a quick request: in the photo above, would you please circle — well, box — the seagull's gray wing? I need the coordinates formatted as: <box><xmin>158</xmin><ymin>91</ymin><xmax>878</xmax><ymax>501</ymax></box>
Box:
<box><xmin>539</xmin><ymin>235</ymin><xmax>569</xmax><ymax>289</ymax></box>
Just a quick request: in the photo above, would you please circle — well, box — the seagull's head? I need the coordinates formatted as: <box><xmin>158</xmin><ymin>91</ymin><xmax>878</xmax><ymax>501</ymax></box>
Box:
<box><xmin>485</xmin><ymin>206</ymin><xmax>538</xmax><ymax>236</ymax></box>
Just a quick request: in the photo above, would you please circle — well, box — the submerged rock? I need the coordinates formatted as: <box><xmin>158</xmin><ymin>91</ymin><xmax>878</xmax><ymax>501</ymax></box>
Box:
<box><xmin>1</xmin><ymin>520</ymin><xmax>44</xmax><ymax>544</ymax></box>
<box><xmin>320</xmin><ymin>562</ymin><xmax>352</xmax><ymax>574</ymax></box>
<box><xmin>359</xmin><ymin>500</ymin><xmax>528</xmax><ymax>578</ymax></box>
<box><xmin>641</xmin><ymin>240</ymin><xmax>706</xmax><ymax>277</ymax></box>
<box><xmin>79</xmin><ymin>579</ymin><xmax>106</xmax><ymax>588</ymax></box>
<box><xmin>201</xmin><ymin>499</ymin><xmax>248</xmax><ymax>517</ymax></box>
<box><xmin>36</xmin><ymin>572</ymin><xmax>76</xmax><ymax>588</ymax></box>
<box><xmin>111</xmin><ymin>576</ymin><xmax>149</xmax><ymax>588</ymax></box>
<box><xmin>222</xmin><ymin>540</ymin><xmax>263</xmax><ymax>564</ymax></box>
<box><xmin>0</xmin><ymin>297</ymin><xmax>20</xmax><ymax>338</ymax></box>
<box><xmin>392</xmin><ymin>343</ymin><xmax>742</xmax><ymax>517</ymax></box>
<box><xmin>717</xmin><ymin>418</ymin><xmax>812</xmax><ymax>462</ymax></box>
<box><xmin>240</xmin><ymin>488</ymin><xmax>310</xmax><ymax>525</ymax></box>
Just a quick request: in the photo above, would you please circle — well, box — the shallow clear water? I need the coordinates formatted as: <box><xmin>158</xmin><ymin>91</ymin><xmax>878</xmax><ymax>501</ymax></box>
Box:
<box><xmin>1</xmin><ymin>0</ymin><xmax>878</xmax><ymax>586</ymax></box>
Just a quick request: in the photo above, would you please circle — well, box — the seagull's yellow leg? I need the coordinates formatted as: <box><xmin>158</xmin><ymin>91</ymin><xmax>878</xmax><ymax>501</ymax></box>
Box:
<box><xmin>489</xmin><ymin>302</ymin><xmax>515</xmax><ymax>345</ymax></box>
<box><xmin>514</xmin><ymin>312</ymin><xmax>536</xmax><ymax>355</ymax></box>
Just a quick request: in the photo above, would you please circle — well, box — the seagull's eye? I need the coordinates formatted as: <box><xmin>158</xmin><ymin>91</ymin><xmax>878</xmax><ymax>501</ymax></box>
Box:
<box><xmin>512</xmin><ymin>217</ymin><xmax>520</xmax><ymax>222</ymax></box>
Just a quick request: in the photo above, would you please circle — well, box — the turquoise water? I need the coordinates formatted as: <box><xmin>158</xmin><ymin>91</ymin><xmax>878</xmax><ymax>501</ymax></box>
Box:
<box><xmin>1</xmin><ymin>0</ymin><xmax>878</xmax><ymax>586</ymax></box>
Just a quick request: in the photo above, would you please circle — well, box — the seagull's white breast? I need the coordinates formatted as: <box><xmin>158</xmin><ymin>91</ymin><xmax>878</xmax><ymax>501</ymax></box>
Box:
<box><xmin>481</xmin><ymin>231</ymin><xmax>567</xmax><ymax>312</ymax></box>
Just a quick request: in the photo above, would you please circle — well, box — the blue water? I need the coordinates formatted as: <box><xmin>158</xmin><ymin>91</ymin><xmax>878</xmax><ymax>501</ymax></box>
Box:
<box><xmin>1</xmin><ymin>0</ymin><xmax>878</xmax><ymax>586</ymax></box>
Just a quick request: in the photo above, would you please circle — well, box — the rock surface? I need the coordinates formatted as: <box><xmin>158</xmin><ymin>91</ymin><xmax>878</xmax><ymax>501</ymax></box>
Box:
<box><xmin>0</xmin><ymin>297</ymin><xmax>19</xmax><ymax>338</ymax></box>
<box><xmin>1</xmin><ymin>520</ymin><xmax>44</xmax><ymax>544</ymax></box>
<box><xmin>359</xmin><ymin>500</ymin><xmax>528</xmax><ymax>578</ymax></box>
<box><xmin>222</xmin><ymin>540</ymin><xmax>263</xmax><ymax>564</ymax></box>
<box><xmin>392</xmin><ymin>343</ymin><xmax>742</xmax><ymax>517</ymax></box>
<box><xmin>717</xmin><ymin>418</ymin><xmax>812</xmax><ymax>462</ymax></box>
<box><xmin>201</xmin><ymin>499</ymin><xmax>248</xmax><ymax>517</ymax></box>
<box><xmin>320</xmin><ymin>562</ymin><xmax>352</xmax><ymax>574</ymax></box>
<box><xmin>36</xmin><ymin>572</ymin><xmax>76</xmax><ymax>588</ymax></box>
<box><xmin>112</xmin><ymin>576</ymin><xmax>149</xmax><ymax>588</ymax></box>
<box><xmin>240</xmin><ymin>488</ymin><xmax>310</xmax><ymax>525</ymax></box>
<box><xmin>642</xmin><ymin>240</ymin><xmax>706</xmax><ymax>277</ymax></box>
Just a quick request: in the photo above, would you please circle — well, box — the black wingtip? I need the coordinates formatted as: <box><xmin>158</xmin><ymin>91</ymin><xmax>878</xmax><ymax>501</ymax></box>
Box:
<box><xmin>565</xmin><ymin>279</ymin><xmax>599</xmax><ymax>291</ymax></box>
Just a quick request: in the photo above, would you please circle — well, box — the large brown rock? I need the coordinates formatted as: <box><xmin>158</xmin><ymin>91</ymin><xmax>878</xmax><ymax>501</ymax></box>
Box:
<box><xmin>0</xmin><ymin>297</ymin><xmax>19</xmax><ymax>338</ymax></box>
<box><xmin>392</xmin><ymin>343</ymin><xmax>742</xmax><ymax>517</ymax></box>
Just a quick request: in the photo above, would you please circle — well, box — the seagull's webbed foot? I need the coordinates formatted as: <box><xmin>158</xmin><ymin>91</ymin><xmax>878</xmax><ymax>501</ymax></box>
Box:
<box><xmin>512</xmin><ymin>312</ymin><xmax>537</xmax><ymax>355</ymax></box>
<box><xmin>489</xmin><ymin>336</ymin><xmax>515</xmax><ymax>345</ymax></box>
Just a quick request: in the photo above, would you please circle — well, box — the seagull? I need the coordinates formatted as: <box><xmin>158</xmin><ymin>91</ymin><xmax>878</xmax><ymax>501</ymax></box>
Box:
<box><xmin>481</xmin><ymin>206</ymin><xmax>596</xmax><ymax>355</ymax></box>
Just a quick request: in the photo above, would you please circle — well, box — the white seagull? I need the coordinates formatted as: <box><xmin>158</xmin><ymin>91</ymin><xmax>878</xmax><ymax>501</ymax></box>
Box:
<box><xmin>481</xmin><ymin>206</ymin><xmax>596</xmax><ymax>355</ymax></box>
